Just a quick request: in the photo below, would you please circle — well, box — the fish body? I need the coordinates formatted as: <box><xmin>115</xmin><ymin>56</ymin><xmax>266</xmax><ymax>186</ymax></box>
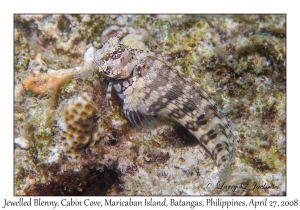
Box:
<box><xmin>94</xmin><ymin>37</ymin><xmax>236</xmax><ymax>183</ymax></box>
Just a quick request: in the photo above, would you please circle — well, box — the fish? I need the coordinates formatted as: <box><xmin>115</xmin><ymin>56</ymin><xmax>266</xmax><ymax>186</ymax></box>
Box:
<box><xmin>93</xmin><ymin>36</ymin><xmax>236</xmax><ymax>184</ymax></box>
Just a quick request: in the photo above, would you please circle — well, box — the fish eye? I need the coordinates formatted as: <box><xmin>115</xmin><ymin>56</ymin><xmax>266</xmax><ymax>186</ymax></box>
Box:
<box><xmin>109</xmin><ymin>46</ymin><xmax>125</xmax><ymax>60</ymax></box>
<box><xmin>110</xmin><ymin>50</ymin><xmax>119</xmax><ymax>58</ymax></box>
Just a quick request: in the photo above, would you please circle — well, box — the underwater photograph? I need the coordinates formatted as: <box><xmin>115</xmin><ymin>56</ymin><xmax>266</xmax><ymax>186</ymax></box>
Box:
<box><xmin>14</xmin><ymin>14</ymin><xmax>286</xmax><ymax>196</ymax></box>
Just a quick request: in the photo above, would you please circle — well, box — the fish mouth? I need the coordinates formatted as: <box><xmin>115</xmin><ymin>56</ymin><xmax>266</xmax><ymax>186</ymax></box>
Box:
<box><xmin>93</xmin><ymin>49</ymin><xmax>103</xmax><ymax>67</ymax></box>
<box><xmin>93</xmin><ymin>44</ymin><xmax>108</xmax><ymax>68</ymax></box>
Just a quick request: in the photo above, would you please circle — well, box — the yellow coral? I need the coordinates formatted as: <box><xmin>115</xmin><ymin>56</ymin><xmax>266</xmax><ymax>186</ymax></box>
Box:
<box><xmin>58</xmin><ymin>93</ymin><xmax>95</xmax><ymax>150</ymax></box>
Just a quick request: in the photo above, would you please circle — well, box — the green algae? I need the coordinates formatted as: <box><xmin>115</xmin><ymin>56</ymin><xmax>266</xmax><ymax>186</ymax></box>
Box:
<box><xmin>131</xmin><ymin>15</ymin><xmax>154</xmax><ymax>29</ymax></box>
<box><xmin>23</xmin><ymin>90</ymin><xmax>38</xmax><ymax>98</ymax></box>
<box><xmin>130</xmin><ymin>145</ymin><xmax>139</xmax><ymax>153</ymax></box>
<box><xmin>261</xmin><ymin>146</ymin><xmax>285</xmax><ymax>171</ymax></box>
<box><xmin>30</xmin><ymin>125</ymin><xmax>53</xmax><ymax>162</ymax></box>
<box><xmin>14</xmin><ymin>30</ymin><xmax>31</xmax><ymax>73</ymax></box>
<box><xmin>15</xmin><ymin>179</ymin><xmax>24</xmax><ymax>189</ymax></box>
<box><xmin>57</xmin><ymin>16</ymin><xmax>71</xmax><ymax>33</ymax></box>
<box><xmin>273</xmin><ymin>90</ymin><xmax>283</xmax><ymax>99</ymax></box>
<box><xmin>84</xmin><ymin>15</ymin><xmax>112</xmax><ymax>40</ymax></box>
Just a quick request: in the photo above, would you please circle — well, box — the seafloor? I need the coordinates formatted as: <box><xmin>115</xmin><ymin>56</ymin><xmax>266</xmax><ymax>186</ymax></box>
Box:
<box><xmin>14</xmin><ymin>14</ymin><xmax>286</xmax><ymax>195</ymax></box>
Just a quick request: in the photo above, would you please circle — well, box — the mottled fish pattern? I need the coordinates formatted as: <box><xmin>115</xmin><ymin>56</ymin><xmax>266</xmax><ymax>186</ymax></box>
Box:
<box><xmin>94</xmin><ymin>37</ymin><xmax>236</xmax><ymax>183</ymax></box>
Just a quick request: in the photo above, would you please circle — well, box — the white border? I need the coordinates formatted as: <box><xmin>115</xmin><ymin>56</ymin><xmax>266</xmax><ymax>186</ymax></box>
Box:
<box><xmin>2</xmin><ymin>0</ymin><xmax>298</xmax><ymax>209</ymax></box>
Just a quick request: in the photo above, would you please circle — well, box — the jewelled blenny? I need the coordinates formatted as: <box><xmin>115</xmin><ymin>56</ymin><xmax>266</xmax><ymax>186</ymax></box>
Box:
<box><xmin>94</xmin><ymin>37</ymin><xmax>236</xmax><ymax>183</ymax></box>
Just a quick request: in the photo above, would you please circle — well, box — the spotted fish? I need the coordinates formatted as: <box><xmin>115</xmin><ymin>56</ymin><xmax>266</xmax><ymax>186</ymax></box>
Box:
<box><xmin>93</xmin><ymin>37</ymin><xmax>236</xmax><ymax>184</ymax></box>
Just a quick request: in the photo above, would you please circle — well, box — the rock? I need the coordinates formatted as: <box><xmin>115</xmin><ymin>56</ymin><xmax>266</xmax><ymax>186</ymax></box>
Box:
<box><xmin>15</xmin><ymin>137</ymin><xmax>30</xmax><ymax>149</ymax></box>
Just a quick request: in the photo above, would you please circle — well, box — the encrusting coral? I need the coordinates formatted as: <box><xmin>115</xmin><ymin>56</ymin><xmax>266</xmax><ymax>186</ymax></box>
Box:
<box><xmin>58</xmin><ymin>93</ymin><xmax>95</xmax><ymax>152</ymax></box>
<box><xmin>22</xmin><ymin>70</ymin><xmax>74</xmax><ymax>95</ymax></box>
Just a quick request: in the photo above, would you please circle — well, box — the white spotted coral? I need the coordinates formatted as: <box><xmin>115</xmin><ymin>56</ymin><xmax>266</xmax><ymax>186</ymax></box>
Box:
<box><xmin>58</xmin><ymin>93</ymin><xmax>95</xmax><ymax>151</ymax></box>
